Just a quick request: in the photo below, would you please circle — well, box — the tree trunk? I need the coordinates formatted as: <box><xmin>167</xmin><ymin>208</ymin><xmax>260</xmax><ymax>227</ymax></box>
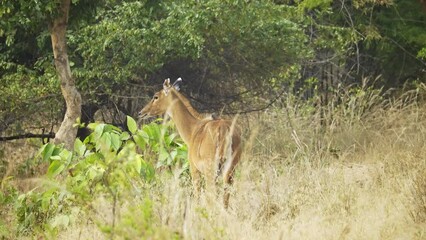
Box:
<box><xmin>50</xmin><ymin>0</ymin><xmax>81</xmax><ymax>149</ymax></box>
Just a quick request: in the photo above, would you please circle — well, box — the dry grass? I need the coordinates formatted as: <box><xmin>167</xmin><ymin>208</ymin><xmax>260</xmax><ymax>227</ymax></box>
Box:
<box><xmin>55</xmin><ymin>95</ymin><xmax>426</xmax><ymax>239</ymax></box>
<box><xmin>2</xmin><ymin>89</ymin><xmax>426</xmax><ymax>239</ymax></box>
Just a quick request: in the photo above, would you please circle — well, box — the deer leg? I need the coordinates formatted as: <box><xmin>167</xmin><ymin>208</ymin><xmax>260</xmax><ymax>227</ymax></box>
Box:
<box><xmin>205</xmin><ymin>161</ymin><xmax>216</xmax><ymax>200</ymax></box>
<box><xmin>214</xmin><ymin>163</ymin><xmax>223</xmax><ymax>197</ymax></box>
<box><xmin>206</xmin><ymin>172</ymin><xmax>216</xmax><ymax>193</ymax></box>
<box><xmin>223</xmin><ymin>170</ymin><xmax>234</xmax><ymax>209</ymax></box>
<box><xmin>189</xmin><ymin>161</ymin><xmax>201</xmax><ymax>200</ymax></box>
<box><xmin>223</xmin><ymin>146</ymin><xmax>241</xmax><ymax>209</ymax></box>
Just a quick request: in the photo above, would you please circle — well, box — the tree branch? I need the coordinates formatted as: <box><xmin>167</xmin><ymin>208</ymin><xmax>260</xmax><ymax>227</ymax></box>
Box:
<box><xmin>0</xmin><ymin>132</ymin><xmax>55</xmax><ymax>141</ymax></box>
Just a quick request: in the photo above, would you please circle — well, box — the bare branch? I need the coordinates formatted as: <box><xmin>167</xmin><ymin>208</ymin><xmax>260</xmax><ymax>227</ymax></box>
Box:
<box><xmin>0</xmin><ymin>132</ymin><xmax>55</xmax><ymax>141</ymax></box>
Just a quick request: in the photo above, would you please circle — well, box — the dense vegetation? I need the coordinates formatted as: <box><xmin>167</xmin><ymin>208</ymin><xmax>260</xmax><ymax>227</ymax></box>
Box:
<box><xmin>1</xmin><ymin>0</ymin><xmax>425</xmax><ymax>133</ymax></box>
<box><xmin>0</xmin><ymin>0</ymin><xmax>425</xmax><ymax>239</ymax></box>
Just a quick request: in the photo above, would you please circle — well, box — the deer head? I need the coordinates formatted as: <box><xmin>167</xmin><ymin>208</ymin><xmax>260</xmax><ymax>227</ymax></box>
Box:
<box><xmin>138</xmin><ymin>78</ymin><xmax>182</xmax><ymax>119</ymax></box>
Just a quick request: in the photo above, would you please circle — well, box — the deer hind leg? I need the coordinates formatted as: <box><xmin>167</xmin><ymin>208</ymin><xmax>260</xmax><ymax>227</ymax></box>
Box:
<box><xmin>203</xmin><ymin>159</ymin><xmax>218</xmax><ymax>207</ymax></box>
<box><xmin>189</xmin><ymin>160</ymin><xmax>201</xmax><ymax>200</ymax></box>
<box><xmin>223</xmin><ymin>170</ymin><xmax>234</xmax><ymax>209</ymax></box>
<box><xmin>223</xmin><ymin>145</ymin><xmax>242</xmax><ymax>209</ymax></box>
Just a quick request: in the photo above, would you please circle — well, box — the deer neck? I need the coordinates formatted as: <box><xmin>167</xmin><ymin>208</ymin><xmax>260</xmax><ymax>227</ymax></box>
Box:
<box><xmin>167</xmin><ymin>95</ymin><xmax>199</xmax><ymax>144</ymax></box>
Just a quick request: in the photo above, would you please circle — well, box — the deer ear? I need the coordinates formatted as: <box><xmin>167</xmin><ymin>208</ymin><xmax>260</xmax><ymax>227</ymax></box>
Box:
<box><xmin>163</xmin><ymin>78</ymin><xmax>171</xmax><ymax>95</ymax></box>
<box><xmin>172</xmin><ymin>77</ymin><xmax>182</xmax><ymax>91</ymax></box>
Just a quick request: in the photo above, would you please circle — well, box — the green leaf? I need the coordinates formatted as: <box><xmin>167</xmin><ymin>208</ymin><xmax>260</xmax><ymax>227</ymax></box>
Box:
<box><xmin>87</xmin><ymin>122</ymin><xmax>100</xmax><ymax>130</ymax></box>
<box><xmin>165</xmin><ymin>133</ymin><xmax>178</xmax><ymax>146</ymax></box>
<box><xmin>104</xmin><ymin>124</ymin><xmax>122</xmax><ymax>133</ymax></box>
<box><xmin>417</xmin><ymin>47</ymin><xmax>426</xmax><ymax>59</ymax></box>
<box><xmin>141</xmin><ymin>160</ymin><xmax>155</xmax><ymax>182</ymax></box>
<box><xmin>83</xmin><ymin>133</ymin><xmax>93</xmax><ymax>145</ymax></box>
<box><xmin>143</xmin><ymin>123</ymin><xmax>161</xmax><ymax>142</ymax></box>
<box><xmin>110</xmin><ymin>133</ymin><xmax>121</xmax><ymax>151</ymax></box>
<box><xmin>158</xmin><ymin>147</ymin><xmax>171</xmax><ymax>165</ymax></box>
<box><xmin>42</xmin><ymin>143</ymin><xmax>56</xmax><ymax>162</ymax></box>
<box><xmin>74</xmin><ymin>138</ymin><xmax>86</xmax><ymax>156</ymax></box>
<box><xmin>127</xmin><ymin>116</ymin><xmax>138</xmax><ymax>134</ymax></box>
<box><xmin>93</xmin><ymin>124</ymin><xmax>105</xmax><ymax>142</ymax></box>
<box><xmin>85</xmin><ymin>152</ymin><xmax>103</xmax><ymax>164</ymax></box>
<box><xmin>97</xmin><ymin>132</ymin><xmax>112</xmax><ymax>151</ymax></box>
<box><xmin>47</xmin><ymin>160</ymin><xmax>65</xmax><ymax>177</ymax></box>
<box><xmin>133</xmin><ymin>134</ymin><xmax>146</xmax><ymax>150</ymax></box>
<box><xmin>50</xmin><ymin>155</ymin><xmax>62</xmax><ymax>161</ymax></box>
<box><xmin>120</xmin><ymin>131</ymin><xmax>131</xmax><ymax>141</ymax></box>
<box><xmin>137</xmin><ymin>129</ymin><xmax>150</xmax><ymax>142</ymax></box>
<box><xmin>134</xmin><ymin>155</ymin><xmax>142</xmax><ymax>173</ymax></box>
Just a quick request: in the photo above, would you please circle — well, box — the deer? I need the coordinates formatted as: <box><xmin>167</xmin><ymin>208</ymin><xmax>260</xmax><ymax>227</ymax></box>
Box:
<box><xmin>138</xmin><ymin>78</ymin><xmax>242</xmax><ymax>209</ymax></box>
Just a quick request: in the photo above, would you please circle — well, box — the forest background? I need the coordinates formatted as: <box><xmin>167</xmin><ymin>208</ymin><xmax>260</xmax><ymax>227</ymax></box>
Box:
<box><xmin>0</xmin><ymin>0</ymin><xmax>425</xmax><ymax>239</ymax></box>
<box><xmin>1</xmin><ymin>0</ymin><xmax>425</xmax><ymax>139</ymax></box>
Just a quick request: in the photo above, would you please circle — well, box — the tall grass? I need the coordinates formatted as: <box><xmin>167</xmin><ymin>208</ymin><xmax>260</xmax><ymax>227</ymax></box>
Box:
<box><xmin>2</xmin><ymin>81</ymin><xmax>426</xmax><ymax>239</ymax></box>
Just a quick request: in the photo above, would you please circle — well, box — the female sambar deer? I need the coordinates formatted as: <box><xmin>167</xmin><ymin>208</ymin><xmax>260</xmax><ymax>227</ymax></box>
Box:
<box><xmin>139</xmin><ymin>78</ymin><xmax>242</xmax><ymax>208</ymax></box>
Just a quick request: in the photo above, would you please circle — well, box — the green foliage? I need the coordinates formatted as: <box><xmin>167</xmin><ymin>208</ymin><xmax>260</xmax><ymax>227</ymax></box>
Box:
<box><xmin>297</xmin><ymin>0</ymin><xmax>333</xmax><ymax>10</ymax></box>
<box><xmin>0</xmin><ymin>57</ymin><xmax>60</xmax><ymax>132</ymax></box>
<box><xmin>69</xmin><ymin>0</ymin><xmax>170</xmax><ymax>92</ymax></box>
<box><xmin>136</xmin><ymin>119</ymin><xmax>189</xmax><ymax>173</ymax></box>
<box><xmin>161</xmin><ymin>0</ymin><xmax>310</xmax><ymax>72</ymax></box>
<box><xmin>0</xmin><ymin>0</ymin><xmax>103</xmax><ymax>133</ymax></box>
<box><xmin>418</xmin><ymin>47</ymin><xmax>426</xmax><ymax>60</ymax></box>
<box><xmin>3</xmin><ymin>0</ymin><xmax>423</xmax><ymax>139</ymax></box>
<box><xmin>0</xmin><ymin>0</ymin><xmax>60</xmax><ymax>45</ymax></box>
<box><xmin>70</xmin><ymin>0</ymin><xmax>310</xmax><ymax>103</ymax></box>
<box><xmin>365</xmin><ymin>0</ymin><xmax>426</xmax><ymax>83</ymax></box>
<box><xmin>15</xmin><ymin>188</ymin><xmax>73</xmax><ymax>235</ymax></box>
<box><xmin>9</xmin><ymin>116</ymin><xmax>188</xmax><ymax>237</ymax></box>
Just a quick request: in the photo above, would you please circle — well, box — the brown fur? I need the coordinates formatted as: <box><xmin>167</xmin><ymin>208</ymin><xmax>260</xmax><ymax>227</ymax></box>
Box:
<box><xmin>139</xmin><ymin>79</ymin><xmax>242</xmax><ymax>208</ymax></box>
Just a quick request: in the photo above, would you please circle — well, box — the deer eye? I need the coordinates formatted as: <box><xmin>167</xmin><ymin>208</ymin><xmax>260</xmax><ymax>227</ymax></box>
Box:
<box><xmin>153</xmin><ymin>95</ymin><xmax>159</xmax><ymax>100</ymax></box>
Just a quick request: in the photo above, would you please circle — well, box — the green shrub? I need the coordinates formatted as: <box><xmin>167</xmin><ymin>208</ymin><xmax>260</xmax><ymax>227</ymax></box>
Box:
<box><xmin>12</xmin><ymin>116</ymin><xmax>188</xmax><ymax>237</ymax></box>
